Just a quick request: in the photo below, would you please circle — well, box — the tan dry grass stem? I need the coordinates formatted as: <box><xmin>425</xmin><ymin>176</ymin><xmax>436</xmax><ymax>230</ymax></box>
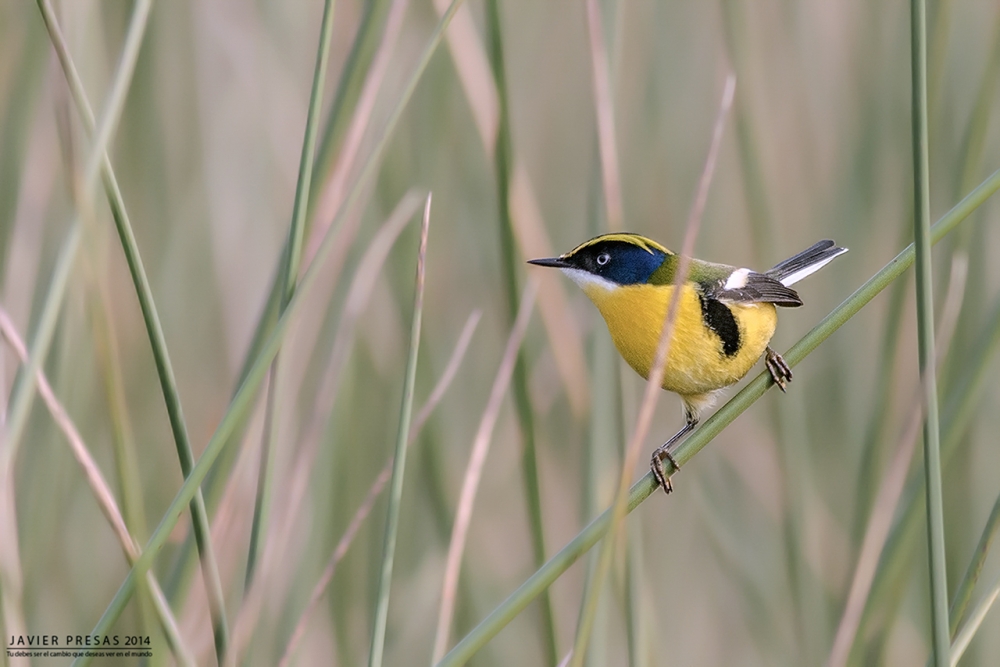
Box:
<box><xmin>0</xmin><ymin>308</ymin><xmax>195</xmax><ymax>666</ymax></box>
<box><xmin>950</xmin><ymin>575</ymin><xmax>1000</xmax><ymax>666</ymax></box>
<box><xmin>307</xmin><ymin>0</ymin><xmax>411</xmax><ymax>267</ymax></box>
<box><xmin>431</xmin><ymin>281</ymin><xmax>539</xmax><ymax>663</ymax></box>
<box><xmin>585</xmin><ymin>0</ymin><xmax>624</xmax><ymax>232</ymax></box>
<box><xmin>432</xmin><ymin>0</ymin><xmax>499</xmax><ymax>152</ymax></box>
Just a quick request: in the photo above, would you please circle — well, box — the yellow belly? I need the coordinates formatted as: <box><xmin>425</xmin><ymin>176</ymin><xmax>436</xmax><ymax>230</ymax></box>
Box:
<box><xmin>582</xmin><ymin>282</ymin><xmax>777</xmax><ymax>398</ymax></box>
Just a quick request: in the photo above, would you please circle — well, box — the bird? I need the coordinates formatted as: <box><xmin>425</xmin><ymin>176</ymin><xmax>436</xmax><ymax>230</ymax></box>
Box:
<box><xmin>528</xmin><ymin>233</ymin><xmax>847</xmax><ymax>493</ymax></box>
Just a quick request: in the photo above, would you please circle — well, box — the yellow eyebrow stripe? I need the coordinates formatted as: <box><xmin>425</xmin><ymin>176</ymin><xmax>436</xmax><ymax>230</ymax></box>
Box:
<box><xmin>564</xmin><ymin>233</ymin><xmax>671</xmax><ymax>258</ymax></box>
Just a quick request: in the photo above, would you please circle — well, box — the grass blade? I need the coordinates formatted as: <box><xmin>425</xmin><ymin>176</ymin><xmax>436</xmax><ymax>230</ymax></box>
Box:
<box><xmin>483</xmin><ymin>2</ymin><xmax>557</xmax><ymax>659</ymax></box>
<box><xmin>246</xmin><ymin>0</ymin><xmax>338</xmax><ymax>588</ymax></box>
<box><xmin>585</xmin><ymin>0</ymin><xmax>623</xmax><ymax>232</ymax></box>
<box><xmin>214</xmin><ymin>0</ymin><xmax>400</xmax><ymax>519</ymax></box>
<box><xmin>948</xmin><ymin>490</ymin><xmax>1000</xmax><ymax>635</ymax></box>
<box><xmin>431</xmin><ymin>282</ymin><xmax>537</xmax><ymax>663</ymax></box>
<box><xmin>949</xmin><ymin>574</ymin><xmax>1000</xmax><ymax>666</ymax></box>
<box><xmin>437</xmin><ymin>474</ymin><xmax>657</xmax><ymax>667</ymax></box>
<box><xmin>910</xmin><ymin>0</ymin><xmax>950</xmax><ymax>663</ymax></box>
<box><xmin>310</xmin><ymin>0</ymin><xmax>394</xmax><ymax>213</ymax></box>
<box><xmin>279</xmin><ymin>310</ymin><xmax>481</xmax><ymax>667</ymax></box>
<box><xmin>367</xmin><ymin>194</ymin><xmax>431</xmax><ymax>667</ymax></box>
<box><xmin>307</xmin><ymin>0</ymin><xmax>408</xmax><ymax>262</ymax></box>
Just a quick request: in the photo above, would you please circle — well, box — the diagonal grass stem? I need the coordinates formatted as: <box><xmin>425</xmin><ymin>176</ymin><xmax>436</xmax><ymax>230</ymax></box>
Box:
<box><xmin>246</xmin><ymin>0</ymin><xmax>338</xmax><ymax>589</ymax></box>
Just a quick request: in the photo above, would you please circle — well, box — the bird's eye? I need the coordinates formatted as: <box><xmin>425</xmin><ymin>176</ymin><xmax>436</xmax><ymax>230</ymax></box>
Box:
<box><xmin>596</xmin><ymin>253</ymin><xmax>610</xmax><ymax>266</ymax></box>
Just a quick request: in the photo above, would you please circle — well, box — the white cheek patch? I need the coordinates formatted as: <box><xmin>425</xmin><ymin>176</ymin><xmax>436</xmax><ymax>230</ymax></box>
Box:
<box><xmin>724</xmin><ymin>268</ymin><xmax>752</xmax><ymax>289</ymax></box>
<box><xmin>560</xmin><ymin>267</ymin><xmax>616</xmax><ymax>292</ymax></box>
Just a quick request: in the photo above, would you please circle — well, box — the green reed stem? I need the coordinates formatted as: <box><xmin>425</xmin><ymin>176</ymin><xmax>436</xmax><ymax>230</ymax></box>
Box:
<box><xmin>948</xmin><ymin>574</ymin><xmax>1000</xmax><ymax>666</ymax></box>
<box><xmin>368</xmin><ymin>198</ymin><xmax>429</xmax><ymax>667</ymax></box>
<box><xmin>311</xmin><ymin>0</ymin><xmax>393</xmax><ymax>205</ymax></box>
<box><xmin>948</xmin><ymin>487</ymin><xmax>1000</xmax><ymax>636</ymax></box>
<box><xmin>246</xmin><ymin>0</ymin><xmax>337</xmax><ymax>588</ymax></box>
<box><xmin>911</xmin><ymin>1</ymin><xmax>950</xmax><ymax>663</ymax></box>
<box><xmin>483</xmin><ymin>0</ymin><xmax>558</xmax><ymax>662</ymax></box>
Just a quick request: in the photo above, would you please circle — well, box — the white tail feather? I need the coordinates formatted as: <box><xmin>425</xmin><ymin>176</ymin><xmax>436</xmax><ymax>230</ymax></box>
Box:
<box><xmin>779</xmin><ymin>248</ymin><xmax>848</xmax><ymax>286</ymax></box>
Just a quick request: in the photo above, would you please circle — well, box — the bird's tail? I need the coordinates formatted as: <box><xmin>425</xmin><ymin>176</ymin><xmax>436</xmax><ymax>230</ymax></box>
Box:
<box><xmin>766</xmin><ymin>240</ymin><xmax>848</xmax><ymax>287</ymax></box>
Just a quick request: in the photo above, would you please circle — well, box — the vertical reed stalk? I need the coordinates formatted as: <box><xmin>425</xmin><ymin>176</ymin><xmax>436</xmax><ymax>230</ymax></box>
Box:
<box><xmin>910</xmin><ymin>0</ymin><xmax>950</xmax><ymax>664</ymax></box>
<box><xmin>483</xmin><ymin>1</ymin><xmax>557</xmax><ymax>661</ymax></box>
<box><xmin>368</xmin><ymin>195</ymin><xmax>430</xmax><ymax>667</ymax></box>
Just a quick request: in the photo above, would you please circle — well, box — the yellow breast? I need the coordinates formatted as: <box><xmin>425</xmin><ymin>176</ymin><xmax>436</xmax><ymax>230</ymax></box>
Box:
<box><xmin>580</xmin><ymin>281</ymin><xmax>777</xmax><ymax>398</ymax></box>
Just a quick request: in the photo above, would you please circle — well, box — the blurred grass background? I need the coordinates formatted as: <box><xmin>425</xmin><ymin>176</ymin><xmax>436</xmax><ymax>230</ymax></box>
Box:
<box><xmin>2</xmin><ymin>0</ymin><xmax>1000</xmax><ymax>666</ymax></box>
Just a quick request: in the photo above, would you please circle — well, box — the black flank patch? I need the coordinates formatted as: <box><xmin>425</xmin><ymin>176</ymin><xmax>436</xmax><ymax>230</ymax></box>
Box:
<box><xmin>699</xmin><ymin>296</ymin><xmax>741</xmax><ymax>357</ymax></box>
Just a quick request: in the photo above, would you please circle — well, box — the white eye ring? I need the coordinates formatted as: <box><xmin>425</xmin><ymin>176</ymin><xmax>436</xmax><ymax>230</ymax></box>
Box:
<box><xmin>596</xmin><ymin>253</ymin><xmax>610</xmax><ymax>266</ymax></box>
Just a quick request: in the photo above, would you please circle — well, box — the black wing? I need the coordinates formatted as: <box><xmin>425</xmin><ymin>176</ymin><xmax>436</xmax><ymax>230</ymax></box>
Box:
<box><xmin>703</xmin><ymin>271</ymin><xmax>803</xmax><ymax>307</ymax></box>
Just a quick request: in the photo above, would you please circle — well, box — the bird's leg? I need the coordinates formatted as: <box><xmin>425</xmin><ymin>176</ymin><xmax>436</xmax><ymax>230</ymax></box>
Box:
<box><xmin>650</xmin><ymin>419</ymin><xmax>697</xmax><ymax>494</ymax></box>
<box><xmin>765</xmin><ymin>346</ymin><xmax>793</xmax><ymax>392</ymax></box>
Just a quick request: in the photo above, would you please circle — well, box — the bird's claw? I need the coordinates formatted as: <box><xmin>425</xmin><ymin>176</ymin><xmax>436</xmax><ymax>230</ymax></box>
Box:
<box><xmin>650</xmin><ymin>448</ymin><xmax>679</xmax><ymax>494</ymax></box>
<box><xmin>765</xmin><ymin>347</ymin><xmax>793</xmax><ymax>392</ymax></box>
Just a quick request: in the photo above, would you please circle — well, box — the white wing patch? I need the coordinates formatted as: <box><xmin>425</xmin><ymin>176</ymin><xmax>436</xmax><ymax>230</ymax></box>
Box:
<box><xmin>724</xmin><ymin>268</ymin><xmax>752</xmax><ymax>290</ymax></box>
<box><xmin>778</xmin><ymin>248</ymin><xmax>848</xmax><ymax>286</ymax></box>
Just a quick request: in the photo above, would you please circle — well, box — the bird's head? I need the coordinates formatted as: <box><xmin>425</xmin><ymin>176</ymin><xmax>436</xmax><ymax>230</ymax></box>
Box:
<box><xmin>527</xmin><ymin>233</ymin><xmax>676</xmax><ymax>295</ymax></box>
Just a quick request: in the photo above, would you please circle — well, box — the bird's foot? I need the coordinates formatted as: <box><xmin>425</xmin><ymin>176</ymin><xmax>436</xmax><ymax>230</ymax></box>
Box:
<box><xmin>765</xmin><ymin>347</ymin><xmax>793</xmax><ymax>392</ymax></box>
<box><xmin>650</xmin><ymin>447</ymin><xmax>680</xmax><ymax>494</ymax></box>
<box><xmin>650</xmin><ymin>420</ymin><xmax>696</xmax><ymax>495</ymax></box>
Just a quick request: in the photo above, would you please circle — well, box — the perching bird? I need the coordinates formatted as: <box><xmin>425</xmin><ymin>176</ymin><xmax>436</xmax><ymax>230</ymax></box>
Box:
<box><xmin>528</xmin><ymin>233</ymin><xmax>847</xmax><ymax>493</ymax></box>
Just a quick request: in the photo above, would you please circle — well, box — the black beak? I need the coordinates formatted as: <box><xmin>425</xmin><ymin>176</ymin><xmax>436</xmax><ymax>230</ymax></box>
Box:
<box><xmin>527</xmin><ymin>256</ymin><xmax>570</xmax><ymax>268</ymax></box>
